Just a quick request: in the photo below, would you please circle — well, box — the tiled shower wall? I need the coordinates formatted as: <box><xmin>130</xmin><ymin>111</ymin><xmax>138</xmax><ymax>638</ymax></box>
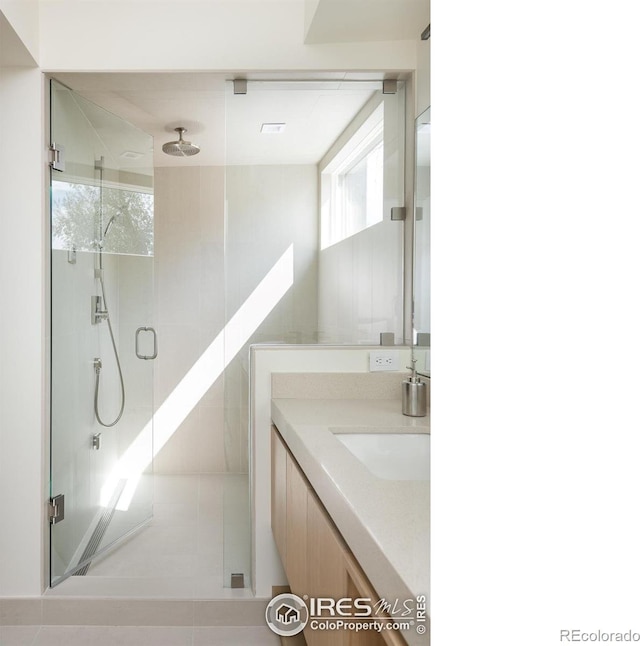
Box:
<box><xmin>224</xmin><ymin>165</ymin><xmax>319</xmax><ymax>473</ymax></box>
<box><xmin>318</xmin><ymin>220</ymin><xmax>404</xmax><ymax>343</ymax></box>
<box><xmin>153</xmin><ymin>164</ymin><xmax>318</xmax><ymax>474</ymax></box>
<box><xmin>153</xmin><ymin>166</ymin><xmax>226</xmax><ymax>474</ymax></box>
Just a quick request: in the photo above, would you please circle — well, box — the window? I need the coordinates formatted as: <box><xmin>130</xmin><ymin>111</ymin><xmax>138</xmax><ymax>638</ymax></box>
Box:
<box><xmin>320</xmin><ymin>102</ymin><xmax>384</xmax><ymax>249</ymax></box>
<box><xmin>52</xmin><ymin>180</ymin><xmax>154</xmax><ymax>257</ymax></box>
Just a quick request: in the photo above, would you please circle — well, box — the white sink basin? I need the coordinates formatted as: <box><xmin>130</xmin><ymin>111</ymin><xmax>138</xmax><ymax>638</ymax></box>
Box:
<box><xmin>332</xmin><ymin>432</ymin><xmax>429</xmax><ymax>482</ymax></box>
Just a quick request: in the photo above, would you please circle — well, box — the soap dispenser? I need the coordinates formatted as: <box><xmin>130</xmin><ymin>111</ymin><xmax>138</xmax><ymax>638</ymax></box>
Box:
<box><xmin>402</xmin><ymin>360</ymin><xmax>428</xmax><ymax>417</ymax></box>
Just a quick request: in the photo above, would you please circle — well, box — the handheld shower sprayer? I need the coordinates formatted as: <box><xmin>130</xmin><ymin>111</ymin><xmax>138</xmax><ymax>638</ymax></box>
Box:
<box><xmin>102</xmin><ymin>207</ymin><xmax>127</xmax><ymax>242</ymax></box>
<box><xmin>93</xmin><ymin>204</ymin><xmax>127</xmax><ymax>427</ymax></box>
<box><xmin>102</xmin><ymin>213</ymin><xmax>119</xmax><ymax>239</ymax></box>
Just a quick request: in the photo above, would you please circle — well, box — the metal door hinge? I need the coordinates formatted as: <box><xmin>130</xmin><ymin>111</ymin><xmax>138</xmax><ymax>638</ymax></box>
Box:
<box><xmin>233</xmin><ymin>79</ymin><xmax>247</xmax><ymax>95</ymax></box>
<box><xmin>49</xmin><ymin>143</ymin><xmax>65</xmax><ymax>172</ymax></box>
<box><xmin>49</xmin><ymin>494</ymin><xmax>65</xmax><ymax>524</ymax></box>
<box><xmin>231</xmin><ymin>573</ymin><xmax>245</xmax><ymax>588</ymax></box>
<box><xmin>383</xmin><ymin>79</ymin><xmax>398</xmax><ymax>95</ymax></box>
<box><xmin>391</xmin><ymin>206</ymin><xmax>406</xmax><ymax>221</ymax></box>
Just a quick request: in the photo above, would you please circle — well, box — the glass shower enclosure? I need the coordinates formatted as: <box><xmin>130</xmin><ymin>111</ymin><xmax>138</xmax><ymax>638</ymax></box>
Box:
<box><xmin>222</xmin><ymin>79</ymin><xmax>405</xmax><ymax>592</ymax></box>
<box><xmin>49</xmin><ymin>80</ymin><xmax>156</xmax><ymax>585</ymax></box>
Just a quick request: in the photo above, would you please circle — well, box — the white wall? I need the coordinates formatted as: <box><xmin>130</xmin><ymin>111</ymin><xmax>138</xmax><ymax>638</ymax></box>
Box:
<box><xmin>0</xmin><ymin>61</ymin><xmax>45</xmax><ymax>595</ymax></box>
<box><xmin>417</xmin><ymin>37</ymin><xmax>430</xmax><ymax>115</ymax></box>
<box><xmin>38</xmin><ymin>0</ymin><xmax>416</xmax><ymax>73</ymax></box>
<box><xmin>0</xmin><ymin>2</ymin><xmax>39</xmax><ymax>63</ymax></box>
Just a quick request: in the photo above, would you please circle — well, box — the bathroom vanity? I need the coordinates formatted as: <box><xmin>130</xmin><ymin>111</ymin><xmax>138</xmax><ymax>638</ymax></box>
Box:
<box><xmin>270</xmin><ymin>395</ymin><xmax>429</xmax><ymax>646</ymax></box>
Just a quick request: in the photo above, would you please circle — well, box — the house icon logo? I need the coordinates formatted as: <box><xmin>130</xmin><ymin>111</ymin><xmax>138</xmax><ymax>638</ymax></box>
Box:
<box><xmin>275</xmin><ymin>603</ymin><xmax>300</xmax><ymax>625</ymax></box>
<box><xmin>265</xmin><ymin>593</ymin><xmax>309</xmax><ymax>637</ymax></box>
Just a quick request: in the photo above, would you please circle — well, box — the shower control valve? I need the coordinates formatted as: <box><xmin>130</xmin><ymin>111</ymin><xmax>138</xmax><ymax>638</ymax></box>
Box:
<box><xmin>91</xmin><ymin>295</ymin><xmax>109</xmax><ymax>324</ymax></box>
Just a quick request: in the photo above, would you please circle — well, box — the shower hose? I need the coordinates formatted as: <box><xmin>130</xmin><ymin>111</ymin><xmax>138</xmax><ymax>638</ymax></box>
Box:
<box><xmin>94</xmin><ymin>273</ymin><xmax>126</xmax><ymax>427</ymax></box>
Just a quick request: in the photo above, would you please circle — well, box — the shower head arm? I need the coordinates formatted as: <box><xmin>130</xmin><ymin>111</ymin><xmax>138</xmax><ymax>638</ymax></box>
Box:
<box><xmin>162</xmin><ymin>126</ymin><xmax>201</xmax><ymax>157</ymax></box>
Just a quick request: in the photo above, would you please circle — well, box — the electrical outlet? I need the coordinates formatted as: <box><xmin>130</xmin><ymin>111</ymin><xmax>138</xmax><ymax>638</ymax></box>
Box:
<box><xmin>369</xmin><ymin>350</ymin><xmax>399</xmax><ymax>372</ymax></box>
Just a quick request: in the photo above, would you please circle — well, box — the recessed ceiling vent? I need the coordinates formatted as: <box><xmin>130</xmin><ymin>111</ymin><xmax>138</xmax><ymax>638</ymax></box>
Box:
<box><xmin>162</xmin><ymin>127</ymin><xmax>201</xmax><ymax>157</ymax></box>
<box><xmin>260</xmin><ymin>123</ymin><xmax>286</xmax><ymax>134</ymax></box>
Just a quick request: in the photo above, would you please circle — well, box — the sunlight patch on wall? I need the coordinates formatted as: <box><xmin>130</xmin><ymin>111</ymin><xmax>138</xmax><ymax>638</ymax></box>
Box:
<box><xmin>100</xmin><ymin>244</ymin><xmax>295</xmax><ymax>509</ymax></box>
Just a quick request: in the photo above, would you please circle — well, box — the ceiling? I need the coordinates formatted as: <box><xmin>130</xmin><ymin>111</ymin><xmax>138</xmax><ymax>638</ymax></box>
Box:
<box><xmin>305</xmin><ymin>0</ymin><xmax>429</xmax><ymax>44</ymax></box>
<box><xmin>51</xmin><ymin>0</ymin><xmax>428</xmax><ymax>170</ymax></box>
<box><xmin>53</xmin><ymin>72</ymin><xmax>394</xmax><ymax>168</ymax></box>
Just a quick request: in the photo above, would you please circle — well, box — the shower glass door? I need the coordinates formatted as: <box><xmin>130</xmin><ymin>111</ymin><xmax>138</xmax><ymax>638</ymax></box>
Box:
<box><xmin>49</xmin><ymin>79</ymin><xmax>155</xmax><ymax>585</ymax></box>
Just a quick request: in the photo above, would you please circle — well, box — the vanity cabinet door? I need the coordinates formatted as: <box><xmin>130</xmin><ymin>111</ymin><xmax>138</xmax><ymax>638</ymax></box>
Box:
<box><xmin>271</xmin><ymin>426</ymin><xmax>287</xmax><ymax>563</ymax></box>
<box><xmin>286</xmin><ymin>450</ymin><xmax>308</xmax><ymax>594</ymax></box>
<box><xmin>305</xmin><ymin>492</ymin><xmax>349</xmax><ymax>646</ymax></box>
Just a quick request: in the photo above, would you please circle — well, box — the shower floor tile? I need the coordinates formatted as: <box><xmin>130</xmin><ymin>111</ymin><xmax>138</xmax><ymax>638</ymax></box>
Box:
<box><xmin>47</xmin><ymin>474</ymin><xmax>249</xmax><ymax>599</ymax></box>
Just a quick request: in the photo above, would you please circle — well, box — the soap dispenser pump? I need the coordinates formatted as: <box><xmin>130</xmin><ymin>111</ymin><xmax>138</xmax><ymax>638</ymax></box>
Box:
<box><xmin>402</xmin><ymin>359</ymin><xmax>428</xmax><ymax>417</ymax></box>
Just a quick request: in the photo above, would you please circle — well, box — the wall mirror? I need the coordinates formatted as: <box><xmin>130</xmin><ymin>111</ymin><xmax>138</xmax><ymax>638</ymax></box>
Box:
<box><xmin>414</xmin><ymin>107</ymin><xmax>430</xmax><ymax>348</ymax></box>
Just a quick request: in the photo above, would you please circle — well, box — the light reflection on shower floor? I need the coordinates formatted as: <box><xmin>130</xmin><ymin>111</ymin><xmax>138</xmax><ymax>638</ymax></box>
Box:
<box><xmin>47</xmin><ymin>474</ymin><xmax>253</xmax><ymax>599</ymax></box>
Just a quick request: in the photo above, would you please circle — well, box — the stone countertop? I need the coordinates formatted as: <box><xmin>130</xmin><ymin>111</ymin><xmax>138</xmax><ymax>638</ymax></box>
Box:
<box><xmin>271</xmin><ymin>398</ymin><xmax>429</xmax><ymax>643</ymax></box>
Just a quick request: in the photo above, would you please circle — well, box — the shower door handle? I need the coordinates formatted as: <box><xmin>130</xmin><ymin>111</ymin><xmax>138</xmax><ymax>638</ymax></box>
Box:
<box><xmin>135</xmin><ymin>327</ymin><xmax>158</xmax><ymax>360</ymax></box>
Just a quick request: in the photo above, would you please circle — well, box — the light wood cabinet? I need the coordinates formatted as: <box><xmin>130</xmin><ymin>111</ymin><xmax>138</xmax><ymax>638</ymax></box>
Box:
<box><xmin>271</xmin><ymin>426</ymin><xmax>407</xmax><ymax>646</ymax></box>
<box><xmin>306</xmin><ymin>490</ymin><xmax>349</xmax><ymax>646</ymax></box>
<box><xmin>271</xmin><ymin>427</ymin><xmax>287</xmax><ymax>565</ymax></box>
<box><xmin>286</xmin><ymin>444</ymin><xmax>309</xmax><ymax>595</ymax></box>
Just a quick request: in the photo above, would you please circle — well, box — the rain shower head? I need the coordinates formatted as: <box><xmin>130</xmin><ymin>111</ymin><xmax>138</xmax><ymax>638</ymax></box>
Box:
<box><xmin>162</xmin><ymin>127</ymin><xmax>201</xmax><ymax>157</ymax></box>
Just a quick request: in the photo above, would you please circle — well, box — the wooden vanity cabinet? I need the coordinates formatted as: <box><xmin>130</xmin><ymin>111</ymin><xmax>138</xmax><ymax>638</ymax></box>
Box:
<box><xmin>271</xmin><ymin>426</ymin><xmax>405</xmax><ymax>646</ymax></box>
<box><xmin>285</xmin><ymin>444</ymin><xmax>309</xmax><ymax>592</ymax></box>
<box><xmin>271</xmin><ymin>426</ymin><xmax>288</xmax><ymax>564</ymax></box>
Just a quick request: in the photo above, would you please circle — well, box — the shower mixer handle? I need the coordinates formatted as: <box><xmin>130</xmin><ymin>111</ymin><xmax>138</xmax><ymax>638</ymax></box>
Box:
<box><xmin>91</xmin><ymin>295</ymin><xmax>109</xmax><ymax>324</ymax></box>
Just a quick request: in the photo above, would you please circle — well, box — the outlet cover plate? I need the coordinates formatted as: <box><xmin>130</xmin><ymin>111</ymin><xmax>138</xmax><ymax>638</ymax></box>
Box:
<box><xmin>369</xmin><ymin>350</ymin><xmax>399</xmax><ymax>372</ymax></box>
